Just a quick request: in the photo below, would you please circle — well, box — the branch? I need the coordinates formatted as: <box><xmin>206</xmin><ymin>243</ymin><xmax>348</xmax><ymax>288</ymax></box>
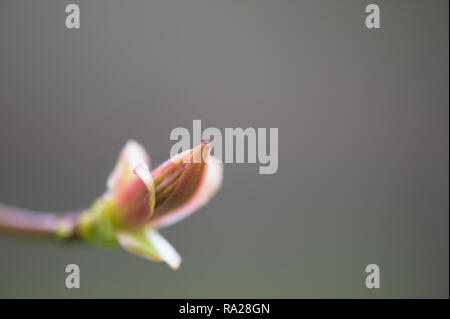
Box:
<box><xmin>0</xmin><ymin>203</ymin><xmax>81</xmax><ymax>239</ymax></box>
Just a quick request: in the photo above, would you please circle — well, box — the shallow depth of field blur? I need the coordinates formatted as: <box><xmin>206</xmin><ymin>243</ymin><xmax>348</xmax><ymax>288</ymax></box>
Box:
<box><xmin>0</xmin><ymin>0</ymin><xmax>448</xmax><ymax>298</ymax></box>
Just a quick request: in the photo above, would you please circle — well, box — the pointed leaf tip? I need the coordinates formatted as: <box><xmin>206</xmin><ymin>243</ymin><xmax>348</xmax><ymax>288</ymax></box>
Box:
<box><xmin>116</xmin><ymin>229</ymin><xmax>181</xmax><ymax>269</ymax></box>
<box><xmin>146</xmin><ymin>142</ymin><xmax>223</xmax><ymax>229</ymax></box>
<box><xmin>107</xmin><ymin>140</ymin><xmax>150</xmax><ymax>190</ymax></box>
<box><xmin>104</xmin><ymin>140</ymin><xmax>155</xmax><ymax>228</ymax></box>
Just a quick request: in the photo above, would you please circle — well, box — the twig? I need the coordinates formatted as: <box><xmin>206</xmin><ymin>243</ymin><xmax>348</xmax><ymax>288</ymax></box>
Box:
<box><xmin>0</xmin><ymin>203</ymin><xmax>81</xmax><ymax>239</ymax></box>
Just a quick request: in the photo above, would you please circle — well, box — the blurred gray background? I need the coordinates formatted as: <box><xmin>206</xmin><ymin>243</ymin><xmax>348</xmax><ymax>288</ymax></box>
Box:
<box><xmin>0</xmin><ymin>0</ymin><xmax>448</xmax><ymax>298</ymax></box>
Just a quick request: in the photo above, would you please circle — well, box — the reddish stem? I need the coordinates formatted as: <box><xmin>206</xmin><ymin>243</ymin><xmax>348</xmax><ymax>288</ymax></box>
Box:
<box><xmin>0</xmin><ymin>203</ymin><xmax>81</xmax><ymax>239</ymax></box>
